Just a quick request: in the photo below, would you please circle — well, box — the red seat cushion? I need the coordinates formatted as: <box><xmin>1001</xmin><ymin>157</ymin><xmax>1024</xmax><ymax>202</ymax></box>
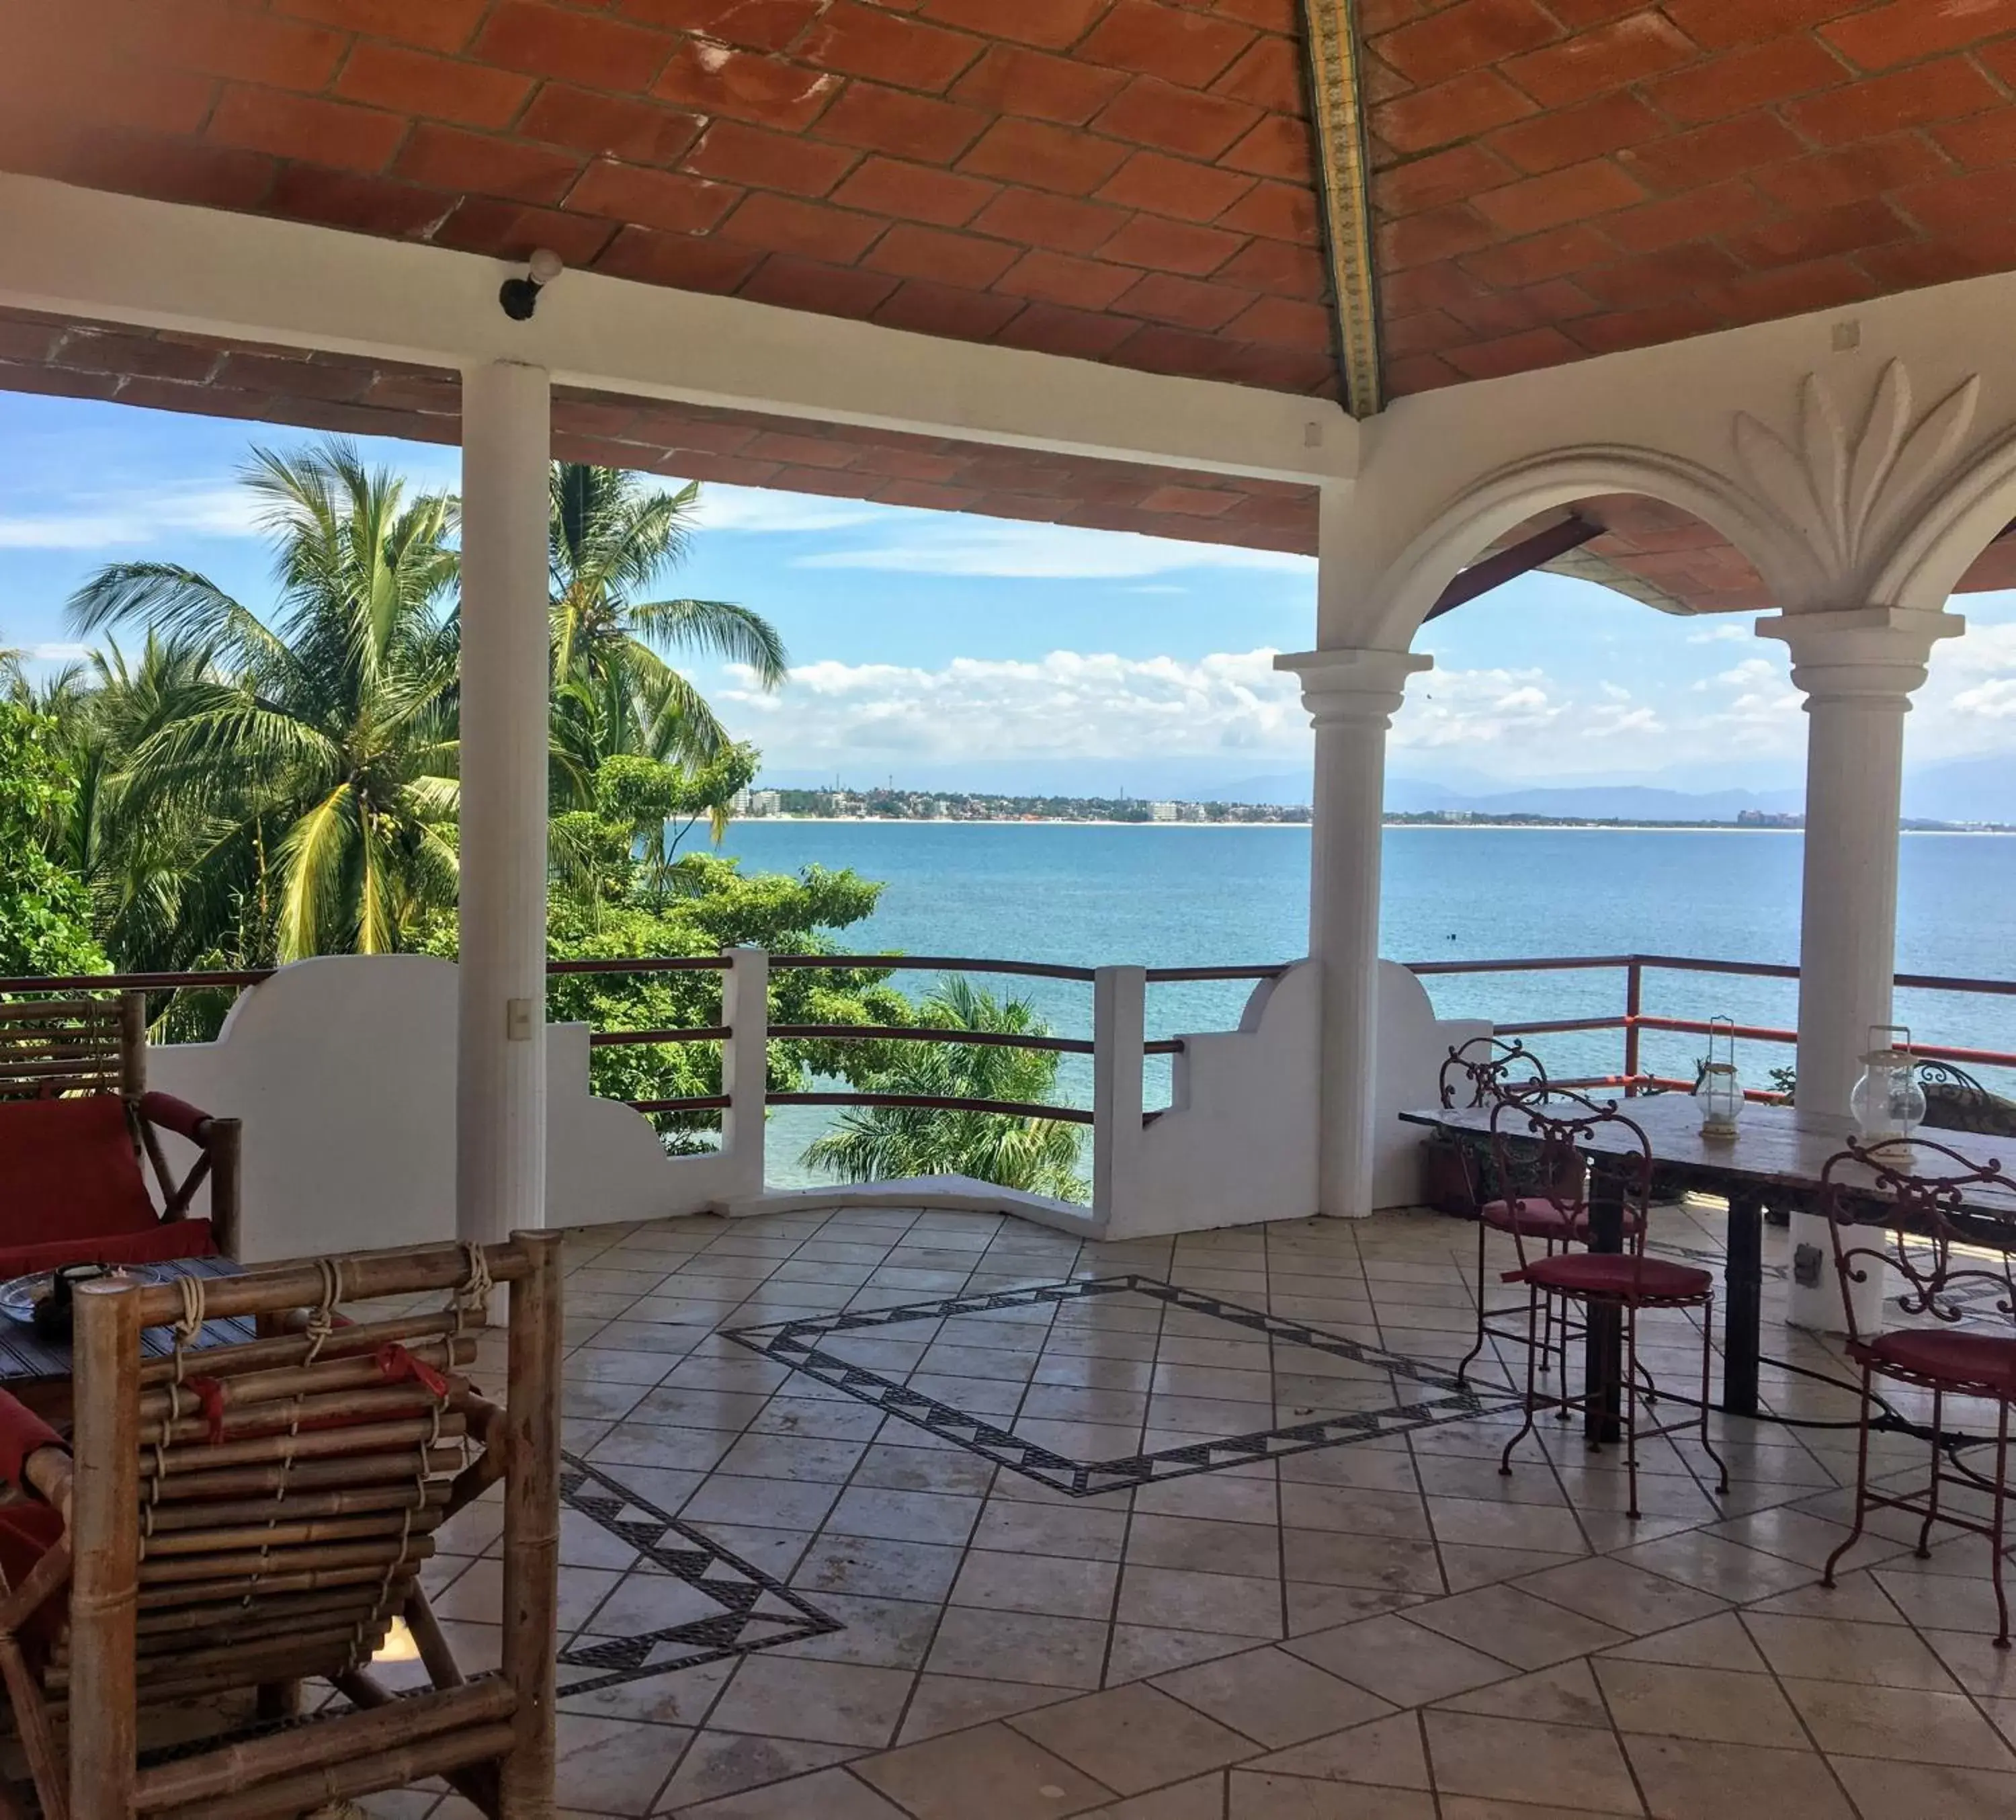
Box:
<box><xmin>1480</xmin><ymin>1198</ymin><xmax>1575</xmax><ymax>1239</ymax></box>
<box><xmin>1854</xmin><ymin>1329</ymin><xmax>2016</xmax><ymax>1397</ymax></box>
<box><xmin>1570</xmin><ymin>1206</ymin><xmax>1648</xmax><ymax>1243</ymax></box>
<box><xmin>1516</xmin><ymin>1252</ymin><xmax>1714</xmax><ymax>1302</ymax></box>
<box><xmin>0</xmin><ymin>1502</ymin><xmax>66</xmax><ymax>1651</ymax></box>
<box><xmin>0</xmin><ymin>1218</ymin><xmax>214</xmax><ymax>1283</ymax></box>
<box><xmin>0</xmin><ymin>1097</ymin><xmax>158</xmax><ymax>1247</ymax></box>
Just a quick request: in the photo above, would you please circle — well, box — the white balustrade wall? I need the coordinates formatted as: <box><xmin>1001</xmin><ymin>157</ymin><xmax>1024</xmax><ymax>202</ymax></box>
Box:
<box><xmin>141</xmin><ymin>949</ymin><xmax>1480</xmax><ymax>1257</ymax></box>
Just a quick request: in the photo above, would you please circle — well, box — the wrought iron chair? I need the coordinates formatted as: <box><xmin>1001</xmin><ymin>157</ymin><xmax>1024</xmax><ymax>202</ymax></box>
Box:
<box><xmin>1491</xmin><ymin>1089</ymin><xmax>1728</xmax><ymax>1520</ymax></box>
<box><xmin>0</xmin><ymin>1232</ymin><xmax>562</xmax><ymax>1817</ymax></box>
<box><xmin>0</xmin><ymin>993</ymin><xmax>240</xmax><ymax>1270</ymax></box>
<box><xmin>1816</xmin><ymin>1136</ymin><xmax>2016</xmax><ymax>1646</ymax></box>
<box><xmin>1917</xmin><ymin>1060</ymin><xmax>2016</xmax><ymax>1141</ymax></box>
<box><xmin>1441</xmin><ymin>1040</ymin><xmax>1624</xmax><ymax>1393</ymax></box>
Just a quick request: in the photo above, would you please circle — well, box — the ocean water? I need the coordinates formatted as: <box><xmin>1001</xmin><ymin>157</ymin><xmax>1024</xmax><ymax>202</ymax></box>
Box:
<box><xmin>706</xmin><ymin>821</ymin><xmax>2016</xmax><ymax>1179</ymax></box>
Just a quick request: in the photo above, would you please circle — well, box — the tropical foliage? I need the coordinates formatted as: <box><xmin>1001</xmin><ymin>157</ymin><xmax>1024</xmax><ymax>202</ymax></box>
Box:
<box><xmin>804</xmin><ymin>976</ymin><xmax>1088</xmax><ymax>1200</ymax></box>
<box><xmin>0</xmin><ymin>700</ymin><xmax>107</xmax><ymax>978</ymax></box>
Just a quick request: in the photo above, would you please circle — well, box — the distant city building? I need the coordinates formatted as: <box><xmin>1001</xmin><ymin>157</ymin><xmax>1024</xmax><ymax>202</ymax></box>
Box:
<box><xmin>740</xmin><ymin>790</ymin><xmax>782</xmax><ymax>817</ymax></box>
<box><xmin>1147</xmin><ymin>802</ymin><xmax>1179</xmax><ymax>823</ymax></box>
<box><xmin>1175</xmin><ymin>802</ymin><xmax>1206</xmax><ymax>823</ymax></box>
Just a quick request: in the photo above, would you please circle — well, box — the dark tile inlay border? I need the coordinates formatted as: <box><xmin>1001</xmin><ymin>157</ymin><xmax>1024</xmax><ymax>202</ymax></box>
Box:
<box><xmin>726</xmin><ymin>1275</ymin><xmax>1519</xmax><ymax>1497</ymax></box>
<box><xmin>555</xmin><ymin>1453</ymin><xmax>842</xmax><ymax>1696</ymax></box>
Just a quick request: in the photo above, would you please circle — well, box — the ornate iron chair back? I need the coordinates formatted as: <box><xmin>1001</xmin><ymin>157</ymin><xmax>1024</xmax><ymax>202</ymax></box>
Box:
<box><xmin>1439</xmin><ymin>1036</ymin><xmax>1548</xmax><ymax>1110</ymax></box>
<box><xmin>1819</xmin><ymin>1136</ymin><xmax>2016</xmax><ymax>1348</ymax></box>
<box><xmin>1486</xmin><ymin>1087</ymin><xmax>1650</xmax><ymax>1266</ymax></box>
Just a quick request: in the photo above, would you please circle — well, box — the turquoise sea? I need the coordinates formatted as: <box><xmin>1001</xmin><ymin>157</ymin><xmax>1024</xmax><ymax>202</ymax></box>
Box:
<box><xmin>709</xmin><ymin>822</ymin><xmax>2016</xmax><ymax>1179</ymax></box>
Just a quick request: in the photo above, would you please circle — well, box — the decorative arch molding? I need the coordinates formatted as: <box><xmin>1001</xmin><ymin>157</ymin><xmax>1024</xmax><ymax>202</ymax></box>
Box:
<box><xmin>1360</xmin><ymin>446</ymin><xmax>1816</xmax><ymax>651</ymax></box>
<box><xmin>1873</xmin><ymin>423</ymin><xmax>2016</xmax><ymax>610</ymax></box>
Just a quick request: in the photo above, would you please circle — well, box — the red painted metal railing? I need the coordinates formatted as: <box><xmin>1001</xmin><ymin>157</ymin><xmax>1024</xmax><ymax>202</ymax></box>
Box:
<box><xmin>1405</xmin><ymin>953</ymin><xmax>2016</xmax><ymax>1097</ymax></box>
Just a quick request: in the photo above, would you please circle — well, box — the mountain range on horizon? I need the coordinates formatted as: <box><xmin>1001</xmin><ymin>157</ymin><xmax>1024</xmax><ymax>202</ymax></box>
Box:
<box><xmin>757</xmin><ymin>753</ymin><xmax>2015</xmax><ymax>825</ymax></box>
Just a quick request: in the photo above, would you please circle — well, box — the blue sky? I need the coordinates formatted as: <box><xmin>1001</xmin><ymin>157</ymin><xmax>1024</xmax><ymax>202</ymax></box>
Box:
<box><xmin>6</xmin><ymin>389</ymin><xmax>2015</xmax><ymax>801</ymax></box>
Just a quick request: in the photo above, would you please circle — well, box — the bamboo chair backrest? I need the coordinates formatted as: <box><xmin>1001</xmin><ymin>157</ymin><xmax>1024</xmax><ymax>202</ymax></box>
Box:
<box><xmin>64</xmin><ymin>1237</ymin><xmax>554</xmax><ymax>1715</ymax></box>
<box><xmin>0</xmin><ymin>993</ymin><xmax>144</xmax><ymax>1101</ymax></box>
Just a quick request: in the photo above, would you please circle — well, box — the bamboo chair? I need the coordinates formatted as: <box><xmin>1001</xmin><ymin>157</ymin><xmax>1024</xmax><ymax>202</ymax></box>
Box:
<box><xmin>0</xmin><ymin>994</ymin><xmax>240</xmax><ymax>1267</ymax></box>
<box><xmin>0</xmin><ymin>1232</ymin><xmax>562</xmax><ymax>1819</ymax></box>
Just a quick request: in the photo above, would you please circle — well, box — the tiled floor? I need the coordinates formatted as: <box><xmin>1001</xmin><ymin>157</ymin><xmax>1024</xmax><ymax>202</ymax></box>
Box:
<box><xmin>361</xmin><ymin>1198</ymin><xmax>2016</xmax><ymax>1819</ymax></box>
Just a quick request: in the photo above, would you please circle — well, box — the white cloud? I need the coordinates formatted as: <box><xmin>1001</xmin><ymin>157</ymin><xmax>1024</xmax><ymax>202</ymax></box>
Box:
<box><xmin>800</xmin><ymin>518</ymin><xmax>1313</xmax><ymax>581</ymax></box>
<box><xmin>27</xmin><ymin>642</ymin><xmax>90</xmax><ymax>663</ymax></box>
<box><xmin>0</xmin><ymin>484</ymin><xmax>262</xmax><ymax>550</ymax></box>
<box><xmin>1685</xmin><ymin>620</ymin><xmax>1755</xmax><ymax>645</ymax></box>
<box><xmin>720</xmin><ymin>647</ymin><xmax>1308</xmax><ymax>762</ymax></box>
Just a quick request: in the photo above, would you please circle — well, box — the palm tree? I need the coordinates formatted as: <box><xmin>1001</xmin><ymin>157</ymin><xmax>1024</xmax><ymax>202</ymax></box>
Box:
<box><xmin>548</xmin><ymin>462</ymin><xmax>787</xmax><ymax>786</ymax></box>
<box><xmin>803</xmin><ymin>977</ymin><xmax>1089</xmax><ymax>1201</ymax></box>
<box><xmin>69</xmin><ymin>443</ymin><xmax>462</xmax><ymax>962</ymax></box>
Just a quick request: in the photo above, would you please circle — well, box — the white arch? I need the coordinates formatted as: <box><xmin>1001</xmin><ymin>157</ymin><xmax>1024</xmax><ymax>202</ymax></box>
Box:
<box><xmin>1874</xmin><ymin>424</ymin><xmax>2016</xmax><ymax>611</ymax></box>
<box><xmin>1359</xmin><ymin>445</ymin><xmax>1826</xmax><ymax>652</ymax></box>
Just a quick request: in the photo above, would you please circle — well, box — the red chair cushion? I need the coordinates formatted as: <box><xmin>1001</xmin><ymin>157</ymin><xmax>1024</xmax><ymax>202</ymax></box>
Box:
<box><xmin>0</xmin><ymin>1502</ymin><xmax>67</xmax><ymax>1650</ymax></box>
<box><xmin>1480</xmin><ymin>1198</ymin><xmax>1575</xmax><ymax>1240</ymax></box>
<box><xmin>0</xmin><ymin>1218</ymin><xmax>214</xmax><ymax>1284</ymax></box>
<box><xmin>0</xmin><ymin>1096</ymin><xmax>157</xmax><ymax>1247</ymax></box>
<box><xmin>1854</xmin><ymin>1329</ymin><xmax>2016</xmax><ymax>1397</ymax></box>
<box><xmin>0</xmin><ymin>1393</ymin><xmax>62</xmax><ymax>1490</ymax></box>
<box><xmin>1515</xmin><ymin>1252</ymin><xmax>1714</xmax><ymax>1302</ymax></box>
<box><xmin>1570</xmin><ymin>1206</ymin><xmax>1648</xmax><ymax>1243</ymax></box>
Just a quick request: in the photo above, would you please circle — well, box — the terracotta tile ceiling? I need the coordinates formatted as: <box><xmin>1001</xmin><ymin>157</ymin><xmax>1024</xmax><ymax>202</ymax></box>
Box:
<box><xmin>0</xmin><ymin>0</ymin><xmax>1340</xmax><ymax>398</ymax></box>
<box><xmin>1366</xmin><ymin>1</ymin><xmax>2016</xmax><ymax>394</ymax></box>
<box><xmin>3</xmin><ymin>3</ymin><xmax>2015</xmax><ymax>615</ymax></box>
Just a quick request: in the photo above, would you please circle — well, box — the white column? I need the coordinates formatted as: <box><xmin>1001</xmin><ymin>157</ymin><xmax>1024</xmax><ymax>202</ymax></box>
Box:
<box><xmin>718</xmin><ymin>946</ymin><xmax>770</xmax><ymax>1208</ymax></box>
<box><xmin>1274</xmin><ymin>645</ymin><xmax>1431</xmax><ymax>1217</ymax></box>
<box><xmin>1092</xmin><ymin>965</ymin><xmax>1147</xmax><ymax>1237</ymax></box>
<box><xmin>458</xmin><ymin>360</ymin><xmax>552</xmax><ymax>1245</ymax></box>
<box><xmin>1759</xmin><ymin>608</ymin><xmax>1962</xmax><ymax>1117</ymax></box>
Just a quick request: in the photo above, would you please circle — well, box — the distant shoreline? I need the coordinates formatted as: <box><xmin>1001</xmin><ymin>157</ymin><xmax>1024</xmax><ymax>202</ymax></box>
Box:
<box><xmin>737</xmin><ymin>816</ymin><xmax>2014</xmax><ymax>835</ymax></box>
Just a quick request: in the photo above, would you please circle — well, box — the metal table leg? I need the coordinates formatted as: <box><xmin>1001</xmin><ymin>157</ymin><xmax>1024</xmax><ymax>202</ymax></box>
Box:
<box><xmin>1722</xmin><ymin>1187</ymin><xmax>1764</xmax><ymax>1417</ymax></box>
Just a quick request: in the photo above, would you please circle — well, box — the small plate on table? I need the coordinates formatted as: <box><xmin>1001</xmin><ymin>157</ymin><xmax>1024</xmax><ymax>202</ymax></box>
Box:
<box><xmin>0</xmin><ymin>1264</ymin><xmax>167</xmax><ymax>1327</ymax></box>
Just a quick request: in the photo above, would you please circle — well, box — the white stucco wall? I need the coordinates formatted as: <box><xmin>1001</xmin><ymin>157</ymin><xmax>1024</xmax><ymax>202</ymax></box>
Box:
<box><xmin>1372</xmin><ymin>963</ymin><xmax>1490</xmax><ymax>1212</ymax></box>
<box><xmin>149</xmin><ymin>956</ymin><xmax>742</xmax><ymax>1261</ymax></box>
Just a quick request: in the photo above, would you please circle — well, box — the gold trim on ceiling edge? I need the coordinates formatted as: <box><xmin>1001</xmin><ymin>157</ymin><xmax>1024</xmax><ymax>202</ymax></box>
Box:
<box><xmin>1300</xmin><ymin>0</ymin><xmax>1383</xmax><ymax>419</ymax></box>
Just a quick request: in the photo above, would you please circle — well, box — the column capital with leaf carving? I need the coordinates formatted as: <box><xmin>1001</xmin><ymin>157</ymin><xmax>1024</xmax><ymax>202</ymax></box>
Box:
<box><xmin>1275</xmin><ymin>647</ymin><xmax>1433</xmax><ymax>731</ymax></box>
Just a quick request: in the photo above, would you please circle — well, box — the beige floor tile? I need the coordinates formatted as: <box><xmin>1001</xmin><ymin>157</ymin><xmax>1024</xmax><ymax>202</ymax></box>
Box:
<box><xmin>1437</xmin><ymin>1543</ymin><xmax>1584</xmax><ymax>1593</ymax></box>
<box><xmin>894</xmin><ymin>1675</ymin><xmax>1073</xmax><ymax>1745</ymax></box>
<box><xmin>1741</xmin><ymin>1612</ymin><xmax>1960</xmax><ymax>1690</ymax></box>
<box><xmin>1277</xmin><ymin>1485</ymin><xmax>1433</xmax><ymax>1541</ymax></box>
<box><xmin>769</xmin><ymin>1593</ymin><xmax>941</xmax><ymax>1669</ymax></box>
<box><xmin>1437</xmin><ymin>1660</ymin><xmax>1610</xmax><ymax>1731</ymax></box>
<box><xmin>1923</xmin><ymin>1628</ymin><xmax>2016</xmax><ymax>1699</ymax></box>
<box><xmin>1281</xmin><ymin>1530</ymin><xmax>1445</xmax><ymax>1596</ymax></box>
<box><xmin>952</xmin><ymin>1548</ymin><xmax>1120</xmax><ymax>1620</ymax></box>
<box><xmin>1153</xmin><ymin>1646</ymin><xmax>1396</xmax><ymax>1748</ymax></box>
<box><xmin>1597</xmin><ymin>1612</ymin><xmax>1767</xmax><ymax>1673</ymax></box>
<box><xmin>1428</xmin><ymin>1497</ymin><xmax>1589</xmax><ymax>1556</ymax></box>
<box><xmin>705</xmin><ymin>1657</ymin><xmax>914</xmax><ymax>1749</ymax></box>
<box><xmin>1404</xmin><ymin>1584</ymin><xmax>1630</xmax><ymax>1669</ymax></box>
<box><xmin>974</xmin><ymin>1497</ymin><xmax>1132</xmax><ymax>1562</ymax></box>
<box><xmin>1011</xmin><ymin>1682</ymin><xmax>1257</xmax><ymax>1794</ymax></box>
<box><xmin>1872</xmin><ymin>1567</ymin><xmax>2007</xmax><ymax>1635</ymax></box>
<box><xmin>653</xmin><ymin>1734</ymin><xmax>860</xmax><ymax>1813</ymax></box>
<box><xmin>925</xmin><ymin>1606</ymin><xmax>1112</xmax><ymax>1689</ymax></box>
<box><xmin>1129</xmin><ymin>1514</ymin><xmax>1289</xmax><ymax>1579</ymax></box>
<box><xmin>1082</xmin><ymin>1774</ymin><xmax>1228</xmax><ymax>1819</ymax></box>
<box><xmin>823</xmin><ymin>1487</ymin><xmax>983</xmax><ymax>1548</ymax></box>
<box><xmin>1425</xmin><ymin>1710</ymin><xmax>1642</xmax><ymax>1813</ymax></box>
<box><xmin>790</xmin><ymin>1534</ymin><xmax>964</xmax><ymax>1604</ymax></box>
<box><xmin>854</xmin><ymin>1721</ymin><xmax>1114</xmax><ymax>1819</ymax></box>
<box><xmin>1607</xmin><ymin>1532</ymin><xmax>1818</xmax><ymax>1603</ymax></box>
<box><xmin>1745</xmin><ymin>1571</ymin><xmax>1908</xmax><ymax>1626</ymax></box>
<box><xmin>1620</xmin><ymin>1735</ymin><xmax>1853</xmax><ymax>1820</ymax></box>
<box><xmin>1593</xmin><ymin>1657</ymin><xmax>1806</xmax><ymax>1747</ymax></box>
<box><xmin>1824</xmin><ymin>1755</ymin><xmax>2016</xmax><ymax>1820</ymax></box>
<box><xmin>1245</xmin><ymin>1712</ymin><xmax>1429</xmax><ymax>1789</ymax></box>
<box><xmin>1285</xmin><ymin>1583</ymin><xmax>1423</xmax><ymax>1637</ymax></box>
<box><xmin>1105</xmin><ymin>1624</ymin><xmax>1257</xmax><ymax>1686</ymax></box>
<box><xmin>1697</xmin><ymin>1505</ymin><xmax>1907</xmax><ymax>1575</ymax></box>
<box><xmin>1781</xmin><ymin>1676</ymin><xmax>2016</xmax><ymax>1769</ymax></box>
<box><xmin>1118</xmin><ymin>1566</ymin><xmax>1285</xmax><ymax>1639</ymax></box>
<box><xmin>552</xmin><ymin>1713</ymin><xmax>687</xmax><ymax>1817</ymax></box>
<box><xmin>1134</xmin><ymin>1473</ymin><xmax>1281</xmax><ymax>1526</ymax></box>
<box><xmin>1284</xmin><ymin>1614</ymin><xmax>1513</xmax><ymax>1708</ymax></box>
<box><xmin>1227</xmin><ymin>1773</ymin><xmax>1433</xmax><ymax>1817</ymax></box>
<box><xmin>673</xmin><ymin>1765</ymin><xmax>910</xmax><ymax>1818</ymax></box>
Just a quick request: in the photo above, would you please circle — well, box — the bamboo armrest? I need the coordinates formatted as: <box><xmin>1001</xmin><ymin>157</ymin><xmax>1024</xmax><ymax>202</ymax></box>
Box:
<box><xmin>21</xmin><ymin>1450</ymin><xmax>70</xmax><ymax>1530</ymax></box>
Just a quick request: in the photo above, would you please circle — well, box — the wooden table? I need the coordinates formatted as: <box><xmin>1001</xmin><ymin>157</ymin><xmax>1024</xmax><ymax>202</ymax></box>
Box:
<box><xmin>0</xmin><ymin>1254</ymin><xmax>250</xmax><ymax>1397</ymax></box>
<box><xmin>1398</xmin><ymin>1098</ymin><xmax>2016</xmax><ymax>1428</ymax></box>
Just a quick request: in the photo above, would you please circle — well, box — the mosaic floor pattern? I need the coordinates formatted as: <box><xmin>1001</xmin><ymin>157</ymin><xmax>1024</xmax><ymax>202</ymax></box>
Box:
<box><xmin>351</xmin><ymin>1197</ymin><xmax>2016</xmax><ymax>1820</ymax></box>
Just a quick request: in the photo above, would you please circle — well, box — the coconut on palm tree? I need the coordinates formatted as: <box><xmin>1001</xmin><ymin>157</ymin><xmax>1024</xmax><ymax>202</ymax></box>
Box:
<box><xmin>803</xmin><ymin>977</ymin><xmax>1089</xmax><ymax>1201</ymax></box>
<box><xmin>69</xmin><ymin>443</ymin><xmax>462</xmax><ymax>962</ymax></box>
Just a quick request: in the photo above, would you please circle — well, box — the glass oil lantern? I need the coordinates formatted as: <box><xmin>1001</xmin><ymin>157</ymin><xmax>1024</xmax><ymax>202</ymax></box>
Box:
<box><xmin>1851</xmin><ymin>1024</ymin><xmax>1926</xmax><ymax>1143</ymax></box>
<box><xmin>1694</xmin><ymin>1016</ymin><xmax>1744</xmax><ymax>1139</ymax></box>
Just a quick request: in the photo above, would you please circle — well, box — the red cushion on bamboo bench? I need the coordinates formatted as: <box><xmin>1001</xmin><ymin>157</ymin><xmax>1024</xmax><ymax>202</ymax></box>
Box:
<box><xmin>0</xmin><ymin>1218</ymin><xmax>216</xmax><ymax>1284</ymax></box>
<box><xmin>0</xmin><ymin>1096</ymin><xmax>159</xmax><ymax>1246</ymax></box>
